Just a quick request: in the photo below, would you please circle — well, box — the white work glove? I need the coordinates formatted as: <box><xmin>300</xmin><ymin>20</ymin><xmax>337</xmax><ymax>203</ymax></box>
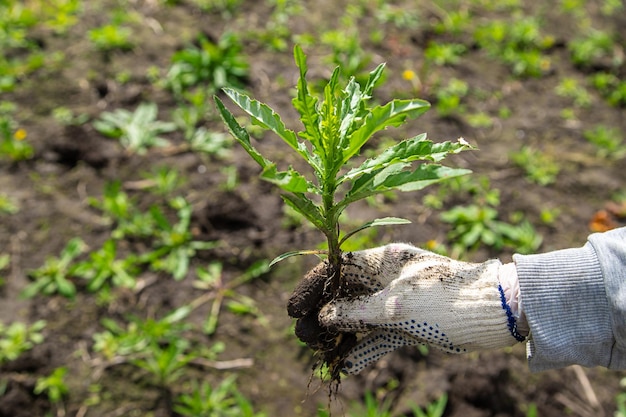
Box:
<box><xmin>292</xmin><ymin>244</ymin><xmax>527</xmax><ymax>375</ymax></box>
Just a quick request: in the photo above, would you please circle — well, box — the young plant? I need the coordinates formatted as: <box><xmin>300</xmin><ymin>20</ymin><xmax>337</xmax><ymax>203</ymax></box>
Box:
<box><xmin>215</xmin><ymin>46</ymin><xmax>471</xmax><ymax>376</ymax></box>
<box><xmin>174</xmin><ymin>375</ymin><xmax>267</xmax><ymax>417</ymax></box>
<box><xmin>0</xmin><ymin>319</ymin><xmax>46</xmax><ymax>364</ymax></box>
<box><xmin>22</xmin><ymin>237</ymin><xmax>87</xmax><ymax>299</ymax></box>
<box><xmin>34</xmin><ymin>367</ymin><xmax>69</xmax><ymax>405</ymax></box>
<box><xmin>166</xmin><ymin>33</ymin><xmax>249</xmax><ymax>97</ymax></box>
<box><xmin>93</xmin><ymin>102</ymin><xmax>177</xmax><ymax>155</ymax></box>
<box><xmin>191</xmin><ymin>260</ymin><xmax>269</xmax><ymax>335</ymax></box>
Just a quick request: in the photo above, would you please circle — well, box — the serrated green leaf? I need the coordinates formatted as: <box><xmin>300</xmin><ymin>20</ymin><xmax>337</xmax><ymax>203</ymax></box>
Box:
<box><xmin>280</xmin><ymin>193</ymin><xmax>328</xmax><ymax>233</ymax></box>
<box><xmin>342</xmin><ymin>164</ymin><xmax>471</xmax><ymax>207</ymax></box>
<box><xmin>340</xmin><ymin>135</ymin><xmax>471</xmax><ymax>184</ymax></box>
<box><xmin>260</xmin><ymin>164</ymin><xmax>312</xmax><ymax>193</ymax></box>
<box><xmin>221</xmin><ymin>88</ymin><xmax>306</xmax><ymax>156</ymax></box>
<box><xmin>214</xmin><ymin>96</ymin><xmax>272</xmax><ymax>170</ymax></box>
<box><xmin>341</xmin><ymin>98</ymin><xmax>431</xmax><ymax>165</ymax></box>
<box><xmin>292</xmin><ymin>46</ymin><xmax>323</xmax><ymax>161</ymax></box>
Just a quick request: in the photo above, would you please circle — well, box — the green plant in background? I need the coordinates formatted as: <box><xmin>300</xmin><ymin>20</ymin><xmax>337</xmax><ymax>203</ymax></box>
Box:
<box><xmin>22</xmin><ymin>237</ymin><xmax>87</xmax><ymax>299</ymax></box>
<box><xmin>411</xmin><ymin>393</ymin><xmax>448</xmax><ymax>417</ymax></box>
<box><xmin>474</xmin><ymin>16</ymin><xmax>553</xmax><ymax>77</ymax></box>
<box><xmin>174</xmin><ymin>375</ymin><xmax>267</xmax><ymax>417</ymax></box>
<box><xmin>424</xmin><ymin>42</ymin><xmax>467</xmax><ymax>66</ymax></box>
<box><xmin>589</xmin><ymin>72</ymin><xmax>626</xmax><ymax>107</ymax></box>
<box><xmin>555</xmin><ymin>77</ymin><xmax>592</xmax><ymax>108</ymax></box>
<box><xmin>510</xmin><ymin>146</ymin><xmax>561</xmax><ymax>185</ymax></box>
<box><xmin>192</xmin><ymin>260</ymin><xmax>269</xmax><ymax>335</ymax></box>
<box><xmin>0</xmin><ymin>319</ymin><xmax>46</xmax><ymax>364</ymax></box>
<box><xmin>88</xmin><ymin>23</ymin><xmax>134</xmax><ymax>52</ymax></box>
<box><xmin>616</xmin><ymin>377</ymin><xmax>626</xmax><ymax>417</ymax></box>
<box><xmin>441</xmin><ymin>198</ymin><xmax>542</xmax><ymax>257</ymax></box>
<box><xmin>142</xmin><ymin>197</ymin><xmax>219</xmax><ymax>280</ymax></box>
<box><xmin>93</xmin><ymin>102</ymin><xmax>177</xmax><ymax>154</ymax></box>
<box><xmin>34</xmin><ymin>366</ymin><xmax>69</xmax><ymax>404</ymax></box>
<box><xmin>166</xmin><ymin>33</ymin><xmax>249</xmax><ymax>97</ymax></box>
<box><xmin>0</xmin><ymin>193</ymin><xmax>19</xmax><ymax>214</ymax></box>
<box><xmin>73</xmin><ymin>239</ymin><xmax>139</xmax><ymax>292</ymax></box>
<box><xmin>569</xmin><ymin>29</ymin><xmax>621</xmax><ymax>69</ymax></box>
<box><xmin>0</xmin><ymin>113</ymin><xmax>34</xmax><ymax>161</ymax></box>
<box><xmin>215</xmin><ymin>45</ymin><xmax>471</xmax><ymax>292</ymax></box>
<box><xmin>435</xmin><ymin>78</ymin><xmax>469</xmax><ymax>116</ymax></box>
<box><xmin>0</xmin><ymin>254</ymin><xmax>9</xmax><ymax>287</ymax></box>
<box><xmin>583</xmin><ymin>125</ymin><xmax>626</xmax><ymax>159</ymax></box>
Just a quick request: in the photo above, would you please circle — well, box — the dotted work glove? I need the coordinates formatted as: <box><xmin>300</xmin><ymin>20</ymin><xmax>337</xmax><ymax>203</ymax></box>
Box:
<box><xmin>313</xmin><ymin>244</ymin><xmax>527</xmax><ymax>374</ymax></box>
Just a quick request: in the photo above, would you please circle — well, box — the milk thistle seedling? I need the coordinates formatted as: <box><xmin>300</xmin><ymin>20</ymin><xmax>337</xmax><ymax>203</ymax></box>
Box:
<box><xmin>215</xmin><ymin>46</ymin><xmax>471</xmax><ymax>379</ymax></box>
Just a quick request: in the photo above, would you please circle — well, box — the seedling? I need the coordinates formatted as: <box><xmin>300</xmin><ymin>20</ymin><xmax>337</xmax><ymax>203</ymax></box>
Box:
<box><xmin>88</xmin><ymin>24</ymin><xmax>134</xmax><ymax>52</ymax></box>
<box><xmin>510</xmin><ymin>146</ymin><xmax>560</xmax><ymax>186</ymax></box>
<box><xmin>191</xmin><ymin>260</ymin><xmax>269</xmax><ymax>335</ymax></box>
<box><xmin>215</xmin><ymin>46</ymin><xmax>471</xmax><ymax>380</ymax></box>
<box><xmin>174</xmin><ymin>375</ymin><xmax>267</xmax><ymax>417</ymax></box>
<box><xmin>166</xmin><ymin>33</ymin><xmax>249</xmax><ymax>97</ymax></box>
<box><xmin>411</xmin><ymin>393</ymin><xmax>448</xmax><ymax>417</ymax></box>
<box><xmin>34</xmin><ymin>366</ymin><xmax>69</xmax><ymax>404</ymax></box>
<box><xmin>22</xmin><ymin>237</ymin><xmax>87</xmax><ymax>299</ymax></box>
<box><xmin>0</xmin><ymin>193</ymin><xmax>18</xmax><ymax>214</ymax></box>
<box><xmin>73</xmin><ymin>239</ymin><xmax>139</xmax><ymax>292</ymax></box>
<box><xmin>0</xmin><ymin>114</ymin><xmax>34</xmax><ymax>161</ymax></box>
<box><xmin>93</xmin><ymin>102</ymin><xmax>176</xmax><ymax>155</ymax></box>
<box><xmin>0</xmin><ymin>319</ymin><xmax>46</xmax><ymax>363</ymax></box>
<box><xmin>583</xmin><ymin>125</ymin><xmax>626</xmax><ymax>159</ymax></box>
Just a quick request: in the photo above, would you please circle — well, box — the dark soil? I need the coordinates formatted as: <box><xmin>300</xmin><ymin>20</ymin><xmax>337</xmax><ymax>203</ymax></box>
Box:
<box><xmin>1</xmin><ymin>1</ymin><xmax>626</xmax><ymax>416</ymax></box>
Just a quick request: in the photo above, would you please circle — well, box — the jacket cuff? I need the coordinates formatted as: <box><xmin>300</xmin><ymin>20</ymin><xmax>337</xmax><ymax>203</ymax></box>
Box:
<box><xmin>513</xmin><ymin>244</ymin><xmax>612</xmax><ymax>372</ymax></box>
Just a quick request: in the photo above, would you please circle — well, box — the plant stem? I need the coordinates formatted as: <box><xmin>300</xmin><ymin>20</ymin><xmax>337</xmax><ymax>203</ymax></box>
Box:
<box><xmin>322</xmin><ymin>180</ymin><xmax>342</xmax><ymax>294</ymax></box>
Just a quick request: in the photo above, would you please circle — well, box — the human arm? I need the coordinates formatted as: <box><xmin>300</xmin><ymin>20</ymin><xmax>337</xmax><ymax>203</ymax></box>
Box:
<box><xmin>515</xmin><ymin>226</ymin><xmax>626</xmax><ymax>371</ymax></box>
<box><xmin>290</xmin><ymin>227</ymin><xmax>626</xmax><ymax>374</ymax></box>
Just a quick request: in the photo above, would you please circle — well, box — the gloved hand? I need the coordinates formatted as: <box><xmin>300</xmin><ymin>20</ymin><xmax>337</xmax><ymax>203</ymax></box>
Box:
<box><xmin>294</xmin><ymin>243</ymin><xmax>527</xmax><ymax>375</ymax></box>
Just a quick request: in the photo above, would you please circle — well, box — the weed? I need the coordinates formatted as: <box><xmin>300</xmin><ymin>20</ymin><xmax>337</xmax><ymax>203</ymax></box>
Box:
<box><xmin>22</xmin><ymin>237</ymin><xmax>87</xmax><ymax>299</ymax></box>
<box><xmin>583</xmin><ymin>125</ymin><xmax>626</xmax><ymax>159</ymax></box>
<box><xmin>142</xmin><ymin>197</ymin><xmax>219</xmax><ymax>280</ymax></box>
<box><xmin>93</xmin><ymin>102</ymin><xmax>177</xmax><ymax>154</ymax></box>
<box><xmin>589</xmin><ymin>72</ymin><xmax>626</xmax><ymax>107</ymax></box>
<box><xmin>474</xmin><ymin>17</ymin><xmax>553</xmax><ymax>77</ymax></box>
<box><xmin>174</xmin><ymin>375</ymin><xmax>267</xmax><ymax>417</ymax></box>
<box><xmin>166</xmin><ymin>33</ymin><xmax>249</xmax><ymax>97</ymax></box>
<box><xmin>73</xmin><ymin>239</ymin><xmax>139</xmax><ymax>292</ymax></box>
<box><xmin>569</xmin><ymin>29</ymin><xmax>621</xmax><ymax>69</ymax></box>
<box><xmin>88</xmin><ymin>24</ymin><xmax>134</xmax><ymax>52</ymax></box>
<box><xmin>192</xmin><ymin>260</ymin><xmax>269</xmax><ymax>335</ymax></box>
<box><xmin>0</xmin><ymin>113</ymin><xmax>34</xmax><ymax>161</ymax></box>
<box><xmin>510</xmin><ymin>146</ymin><xmax>561</xmax><ymax>185</ymax></box>
<box><xmin>0</xmin><ymin>320</ymin><xmax>46</xmax><ymax>363</ymax></box>
<box><xmin>0</xmin><ymin>253</ymin><xmax>8</xmax><ymax>287</ymax></box>
<box><xmin>139</xmin><ymin>167</ymin><xmax>187</xmax><ymax>196</ymax></box>
<box><xmin>411</xmin><ymin>393</ymin><xmax>448</xmax><ymax>417</ymax></box>
<box><xmin>435</xmin><ymin>78</ymin><xmax>469</xmax><ymax>116</ymax></box>
<box><xmin>555</xmin><ymin>77</ymin><xmax>592</xmax><ymax>107</ymax></box>
<box><xmin>0</xmin><ymin>193</ymin><xmax>18</xmax><ymax>214</ymax></box>
<box><xmin>424</xmin><ymin>42</ymin><xmax>467</xmax><ymax>66</ymax></box>
<box><xmin>34</xmin><ymin>366</ymin><xmax>69</xmax><ymax>404</ymax></box>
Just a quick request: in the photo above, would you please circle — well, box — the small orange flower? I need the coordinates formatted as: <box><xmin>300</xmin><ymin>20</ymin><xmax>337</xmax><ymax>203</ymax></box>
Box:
<box><xmin>13</xmin><ymin>128</ymin><xmax>27</xmax><ymax>141</ymax></box>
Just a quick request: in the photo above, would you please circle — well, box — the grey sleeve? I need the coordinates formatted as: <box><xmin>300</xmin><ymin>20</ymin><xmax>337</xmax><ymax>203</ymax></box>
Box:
<box><xmin>513</xmin><ymin>227</ymin><xmax>626</xmax><ymax>372</ymax></box>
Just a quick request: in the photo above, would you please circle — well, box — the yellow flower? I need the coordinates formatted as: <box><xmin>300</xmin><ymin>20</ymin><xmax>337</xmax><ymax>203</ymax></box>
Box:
<box><xmin>402</xmin><ymin>69</ymin><xmax>416</xmax><ymax>81</ymax></box>
<box><xmin>13</xmin><ymin>128</ymin><xmax>27</xmax><ymax>141</ymax></box>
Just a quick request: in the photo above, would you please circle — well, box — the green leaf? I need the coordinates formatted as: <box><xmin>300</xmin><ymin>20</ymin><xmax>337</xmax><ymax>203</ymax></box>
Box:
<box><xmin>214</xmin><ymin>96</ymin><xmax>272</xmax><ymax>169</ymax></box>
<box><xmin>343</xmin><ymin>164</ymin><xmax>471</xmax><ymax>207</ymax></box>
<box><xmin>260</xmin><ymin>164</ymin><xmax>313</xmax><ymax>194</ymax></box>
<box><xmin>221</xmin><ymin>88</ymin><xmax>305</xmax><ymax>158</ymax></box>
<box><xmin>341</xmin><ymin>135</ymin><xmax>471</xmax><ymax>184</ymax></box>
<box><xmin>280</xmin><ymin>193</ymin><xmax>328</xmax><ymax>233</ymax></box>
<box><xmin>340</xmin><ymin>217</ymin><xmax>411</xmax><ymax>247</ymax></box>
<box><xmin>292</xmin><ymin>45</ymin><xmax>323</xmax><ymax>149</ymax></box>
<box><xmin>341</xmin><ymin>98</ymin><xmax>431</xmax><ymax>165</ymax></box>
<box><xmin>269</xmin><ymin>249</ymin><xmax>325</xmax><ymax>267</ymax></box>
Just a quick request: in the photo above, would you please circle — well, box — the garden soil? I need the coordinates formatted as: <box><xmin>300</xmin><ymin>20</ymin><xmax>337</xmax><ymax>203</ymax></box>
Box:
<box><xmin>1</xmin><ymin>1</ymin><xmax>626</xmax><ymax>416</ymax></box>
